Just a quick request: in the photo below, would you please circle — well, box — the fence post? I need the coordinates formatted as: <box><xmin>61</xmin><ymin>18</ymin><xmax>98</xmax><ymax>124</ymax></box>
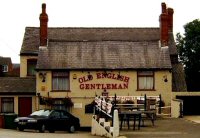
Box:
<box><xmin>113</xmin><ymin>109</ymin><xmax>119</xmax><ymax>138</ymax></box>
<box><xmin>114</xmin><ymin>94</ymin><xmax>117</xmax><ymax>107</ymax></box>
<box><xmin>144</xmin><ymin>94</ymin><xmax>147</xmax><ymax>111</ymax></box>
<box><xmin>179</xmin><ymin>102</ymin><xmax>183</xmax><ymax>118</ymax></box>
<box><xmin>159</xmin><ymin>94</ymin><xmax>162</xmax><ymax>114</ymax></box>
<box><xmin>112</xmin><ymin>94</ymin><xmax>117</xmax><ymax>126</ymax></box>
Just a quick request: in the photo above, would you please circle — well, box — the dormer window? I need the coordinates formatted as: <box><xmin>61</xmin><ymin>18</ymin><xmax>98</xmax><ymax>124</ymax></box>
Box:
<box><xmin>27</xmin><ymin>59</ymin><xmax>37</xmax><ymax>76</ymax></box>
<box><xmin>2</xmin><ymin>65</ymin><xmax>8</xmax><ymax>72</ymax></box>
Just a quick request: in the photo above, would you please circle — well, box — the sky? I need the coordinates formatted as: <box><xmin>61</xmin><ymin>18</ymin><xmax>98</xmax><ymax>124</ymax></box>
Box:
<box><xmin>0</xmin><ymin>0</ymin><xmax>199</xmax><ymax>63</ymax></box>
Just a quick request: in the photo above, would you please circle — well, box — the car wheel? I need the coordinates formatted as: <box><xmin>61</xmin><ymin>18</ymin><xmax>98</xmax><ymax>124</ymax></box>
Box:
<box><xmin>39</xmin><ymin>124</ymin><xmax>45</xmax><ymax>133</ymax></box>
<box><xmin>68</xmin><ymin>125</ymin><xmax>75</xmax><ymax>133</ymax></box>
<box><xmin>18</xmin><ymin>126</ymin><xmax>24</xmax><ymax>131</ymax></box>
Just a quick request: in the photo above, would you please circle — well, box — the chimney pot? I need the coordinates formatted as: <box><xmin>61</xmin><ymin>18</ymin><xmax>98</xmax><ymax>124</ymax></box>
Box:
<box><xmin>42</xmin><ymin>3</ymin><xmax>46</xmax><ymax>9</ymax></box>
<box><xmin>161</xmin><ymin>3</ymin><xmax>167</xmax><ymax>13</ymax></box>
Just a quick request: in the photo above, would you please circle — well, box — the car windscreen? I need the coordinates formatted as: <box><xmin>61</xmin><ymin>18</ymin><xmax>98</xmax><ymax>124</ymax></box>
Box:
<box><xmin>30</xmin><ymin>110</ymin><xmax>51</xmax><ymax>117</ymax></box>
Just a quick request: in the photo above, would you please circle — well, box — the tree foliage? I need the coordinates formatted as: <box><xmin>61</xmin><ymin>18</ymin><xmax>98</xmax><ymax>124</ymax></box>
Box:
<box><xmin>176</xmin><ymin>19</ymin><xmax>200</xmax><ymax>91</ymax></box>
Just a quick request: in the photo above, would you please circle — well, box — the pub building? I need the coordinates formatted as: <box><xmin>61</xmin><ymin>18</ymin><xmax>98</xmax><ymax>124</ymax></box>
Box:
<box><xmin>18</xmin><ymin>3</ymin><xmax>187</xmax><ymax>127</ymax></box>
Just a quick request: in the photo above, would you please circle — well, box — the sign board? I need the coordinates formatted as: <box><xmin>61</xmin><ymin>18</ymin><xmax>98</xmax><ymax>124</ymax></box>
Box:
<box><xmin>74</xmin><ymin>103</ymin><xmax>82</xmax><ymax>108</ymax></box>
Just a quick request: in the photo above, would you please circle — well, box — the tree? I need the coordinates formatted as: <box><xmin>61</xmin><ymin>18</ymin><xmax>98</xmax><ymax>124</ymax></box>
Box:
<box><xmin>176</xmin><ymin>19</ymin><xmax>200</xmax><ymax>91</ymax></box>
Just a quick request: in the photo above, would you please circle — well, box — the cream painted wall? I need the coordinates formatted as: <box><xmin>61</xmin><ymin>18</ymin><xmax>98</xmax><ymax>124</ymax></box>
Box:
<box><xmin>36</xmin><ymin>70</ymin><xmax>172</xmax><ymax>127</ymax></box>
<box><xmin>20</xmin><ymin>56</ymin><xmax>37</xmax><ymax>77</ymax></box>
<box><xmin>36</xmin><ymin>71</ymin><xmax>52</xmax><ymax>97</ymax></box>
<box><xmin>14</xmin><ymin>96</ymin><xmax>18</xmax><ymax>114</ymax></box>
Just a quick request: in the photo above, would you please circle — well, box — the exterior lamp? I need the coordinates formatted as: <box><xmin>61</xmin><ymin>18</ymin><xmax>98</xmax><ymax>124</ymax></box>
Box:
<box><xmin>37</xmin><ymin>93</ymin><xmax>40</xmax><ymax>97</ymax></box>
<box><xmin>117</xmin><ymin>71</ymin><xmax>122</xmax><ymax>79</ymax></box>
<box><xmin>163</xmin><ymin>75</ymin><xmax>168</xmax><ymax>82</ymax></box>
<box><xmin>87</xmin><ymin>72</ymin><xmax>93</xmax><ymax>80</ymax></box>
<box><xmin>102</xmin><ymin>89</ymin><xmax>108</xmax><ymax>97</ymax></box>
<box><xmin>73</xmin><ymin>74</ymin><xmax>77</xmax><ymax>79</ymax></box>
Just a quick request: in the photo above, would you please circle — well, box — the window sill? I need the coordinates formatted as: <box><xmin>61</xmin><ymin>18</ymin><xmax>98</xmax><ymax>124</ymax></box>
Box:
<box><xmin>26</xmin><ymin>75</ymin><xmax>36</xmax><ymax>78</ymax></box>
<box><xmin>51</xmin><ymin>90</ymin><xmax>71</xmax><ymax>92</ymax></box>
<box><xmin>0</xmin><ymin>112</ymin><xmax>15</xmax><ymax>114</ymax></box>
<box><xmin>136</xmin><ymin>89</ymin><xmax>156</xmax><ymax>91</ymax></box>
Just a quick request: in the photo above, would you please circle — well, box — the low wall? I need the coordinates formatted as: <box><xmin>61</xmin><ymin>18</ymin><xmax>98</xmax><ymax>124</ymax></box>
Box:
<box><xmin>171</xmin><ymin>99</ymin><xmax>183</xmax><ymax>118</ymax></box>
<box><xmin>172</xmin><ymin>92</ymin><xmax>200</xmax><ymax>99</ymax></box>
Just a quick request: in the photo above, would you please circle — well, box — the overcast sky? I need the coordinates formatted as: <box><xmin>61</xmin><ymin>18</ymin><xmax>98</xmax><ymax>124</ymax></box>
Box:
<box><xmin>0</xmin><ymin>0</ymin><xmax>199</xmax><ymax>63</ymax></box>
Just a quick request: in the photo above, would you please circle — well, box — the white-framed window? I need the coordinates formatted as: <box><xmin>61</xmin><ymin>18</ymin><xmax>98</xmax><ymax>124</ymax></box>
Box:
<box><xmin>52</xmin><ymin>71</ymin><xmax>70</xmax><ymax>91</ymax></box>
<box><xmin>1</xmin><ymin>97</ymin><xmax>14</xmax><ymax>113</ymax></box>
<box><xmin>137</xmin><ymin>71</ymin><xmax>154</xmax><ymax>91</ymax></box>
<box><xmin>2</xmin><ymin>65</ymin><xmax>8</xmax><ymax>72</ymax></box>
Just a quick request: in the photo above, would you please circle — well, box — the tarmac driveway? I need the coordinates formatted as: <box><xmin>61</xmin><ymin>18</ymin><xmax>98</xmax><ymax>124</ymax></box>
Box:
<box><xmin>0</xmin><ymin>129</ymin><xmax>100</xmax><ymax>138</ymax></box>
<box><xmin>0</xmin><ymin>117</ymin><xmax>199</xmax><ymax>138</ymax></box>
<box><xmin>120</xmin><ymin>117</ymin><xmax>200</xmax><ymax>138</ymax></box>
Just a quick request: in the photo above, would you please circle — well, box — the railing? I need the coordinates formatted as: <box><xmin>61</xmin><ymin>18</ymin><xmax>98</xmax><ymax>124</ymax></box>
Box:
<box><xmin>93</xmin><ymin>94</ymin><xmax>165</xmax><ymax>123</ymax></box>
<box><xmin>92</xmin><ymin>94</ymin><xmax>171</xmax><ymax>137</ymax></box>
<box><xmin>98</xmin><ymin>94</ymin><xmax>161</xmax><ymax>112</ymax></box>
<box><xmin>94</xmin><ymin>96</ymin><xmax>113</xmax><ymax>118</ymax></box>
<box><xmin>94</xmin><ymin>94</ymin><xmax>172</xmax><ymax>117</ymax></box>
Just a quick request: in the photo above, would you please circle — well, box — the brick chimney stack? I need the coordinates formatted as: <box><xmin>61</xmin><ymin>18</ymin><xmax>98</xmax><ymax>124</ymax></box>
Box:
<box><xmin>160</xmin><ymin>2</ymin><xmax>169</xmax><ymax>46</ymax></box>
<box><xmin>159</xmin><ymin>3</ymin><xmax>174</xmax><ymax>46</ymax></box>
<box><xmin>39</xmin><ymin>3</ymin><xmax>48</xmax><ymax>46</ymax></box>
<box><xmin>167</xmin><ymin>8</ymin><xmax>174</xmax><ymax>32</ymax></box>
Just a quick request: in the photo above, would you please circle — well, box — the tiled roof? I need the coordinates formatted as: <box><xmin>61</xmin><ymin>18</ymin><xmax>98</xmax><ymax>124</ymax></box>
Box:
<box><xmin>36</xmin><ymin>40</ymin><xmax>171</xmax><ymax>70</ymax></box>
<box><xmin>168</xmin><ymin>32</ymin><xmax>178</xmax><ymax>55</ymax></box>
<box><xmin>0</xmin><ymin>57</ymin><xmax>12</xmax><ymax>65</ymax></box>
<box><xmin>172</xmin><ymin>63</ymin><xmax>187</xmax><ymax>92</ymax></box>
<box><xmin>0</xmin><ymin>77</ymin><xmax>36</xmax><ymax>95</ymax></box>
<box><xmin>20</xmin><ymin>27</ymin><xmax>160</xmax><ymax>55</ymax></box>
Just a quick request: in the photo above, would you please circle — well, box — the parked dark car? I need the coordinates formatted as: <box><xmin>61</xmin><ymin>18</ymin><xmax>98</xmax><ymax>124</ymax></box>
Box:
<box><xmin>14</xmin><ymin>109</ymin><xmax>80</xmax><ymax>133</ymax></box>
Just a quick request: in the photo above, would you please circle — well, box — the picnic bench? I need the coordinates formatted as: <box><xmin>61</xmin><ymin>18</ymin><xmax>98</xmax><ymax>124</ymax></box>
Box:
<box><xmin>119</xmin><ymin>110</ymin><xmax>156</xmax><ymax>130</ymax></box>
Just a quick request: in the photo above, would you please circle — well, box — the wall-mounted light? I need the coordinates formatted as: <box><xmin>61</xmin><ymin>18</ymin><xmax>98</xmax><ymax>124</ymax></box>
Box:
<box><xmin>117</xmin><ymin>71</ymin><xmax>122</xmax><ymax>79</ymax></box>
<box><xmin>163</xmin><ymin>75</ymin><xmax>168</xmax><ymax>82</ymax></box>
<box><xmin>37</xmin><ymin>92</ymin><xmax>41</xmax><ymax>97</ymax></box>
<box><xmin>39</xmin><ymin>72</ymin><xmax>46</xmax><ymax>82</ymax></box>
<box><xmin>102</xmin><ymin>70</ymin><xmax>108</xmax><ymax>77</ymax></box>
<box><xmin>73</xmin><ymin>74</ymin><xmax>77</xmax><ymax>79</ymax></box>
<box><xmin>102</xmin><ymin>89</ymin><xmax>108</xmax><ymax>97</ymax></box>
<box><xmin>87</xmin><ymin>72</ymin><xmax>93</xmax><ymax>80</ymax></box>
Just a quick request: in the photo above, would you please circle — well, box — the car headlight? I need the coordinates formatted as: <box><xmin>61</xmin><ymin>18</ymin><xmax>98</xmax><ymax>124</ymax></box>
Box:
<box><xmin>14</xmin><ymin>118</ymin><xmax>19</xmax><ymax>122</ymax></box>
<box><xmin>27</xmin><ymin>119</ymin><xmax>37</xmax><ymax>123</ymax></box>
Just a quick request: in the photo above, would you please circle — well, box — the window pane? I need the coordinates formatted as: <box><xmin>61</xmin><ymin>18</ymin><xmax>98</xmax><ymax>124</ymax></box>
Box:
<box><xmin>138</xmin><ymin>71</ymin><xmax>154</xmax><ymax>90</ymax></box>
<box><xmin>1</xmin><ymin>98</ymin><xmax>14</xmax><ymax>113</ymax></box>
<box><xmin>139</xmin><ymin>77</ymin><xmax>146</xmax><ymax>89</ymax></box>
<box><xmin>2</xmin><ymin>65</ymin><xmax>8</xmax><ymax>72</ymax></box>
<box><xmin>27</xmin><ymin>60</ymin><xmax>37</xmax><ymax>76</ymax></box>
<box><xmin>146</xmin><ymin>77</ymin><xmax>154</xmax><ymax>89</ymax></box>
<box><xmin>53</xmin><ymin>72</ymin><xmax>69</xmax><ymax>77</ymax></box>
<box><xmin>52</xmin><ymin>72</ymin><xmax>69</xmax><ymax>91</ymax></box>
<box><xmin>53</xmin><ymin>100</ymin><xmax>67</xmax><ymax>111</ymax></box>
<box><xmin>138</xmin><ymin>71</ymin><xmax>153</xmax><ymax>76</ymax></box>
<box><xmin>53</xmin><ymin>78</ymin><xmax>58</xmax><ymax>90</ymax></box>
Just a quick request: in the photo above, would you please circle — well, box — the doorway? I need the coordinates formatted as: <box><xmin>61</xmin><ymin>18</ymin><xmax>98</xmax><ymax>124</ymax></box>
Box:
<box><xmin>18</xmin><ymin>97</ymin><xmax>32</xmax><ymax>117</ymax></box>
